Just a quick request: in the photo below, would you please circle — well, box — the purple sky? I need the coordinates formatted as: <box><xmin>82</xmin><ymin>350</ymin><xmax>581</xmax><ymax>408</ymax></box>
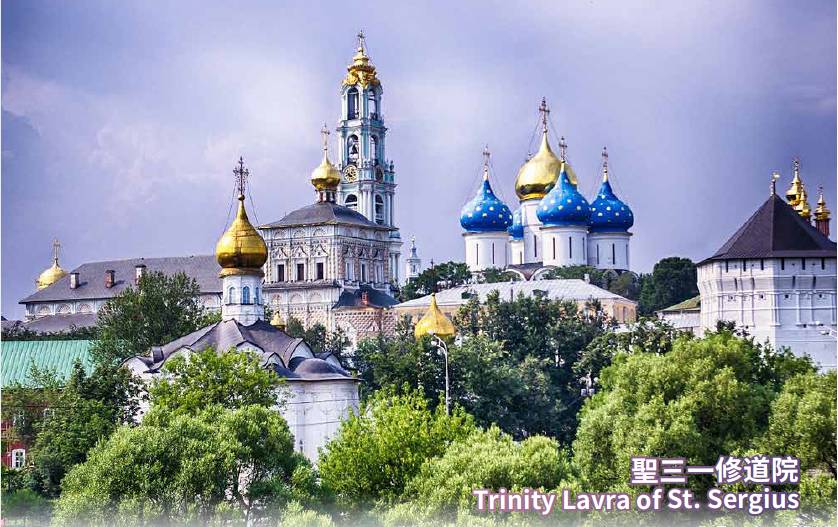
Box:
<box><xmin>2</xmin><ymin>1</ymin><xmax>835</xmax><ymax>319</ymax></box>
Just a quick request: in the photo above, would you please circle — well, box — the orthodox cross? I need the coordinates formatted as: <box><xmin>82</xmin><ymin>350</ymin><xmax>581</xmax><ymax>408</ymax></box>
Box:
<box><xmin>538</xmin><ymin>97</ymin><xmax>550</xmax><ymax>133</ymax></box>
<box><xmin>559</xmin><ymin>136</ymin><xmax>568</xmax><ymax>161</ymax></box>
<box><xmin>52</xmin><ymin>239</ymin><xmax>61</xmax><ymax>264</ymax></box>
<box><xmin>234</xmin><ymin>156</ymin><xmax>249</xmax><ymax>197</ymax></box>
<box><xmin>482</xmin><ymin>145</ymin><xmax>491</xmax><ymax>179</ymax></box>
<box><xmin>357</xmin><ymin>30</ymin><xmax>366</xmax><ymax>53</ymax></box>
<box><xmin>321</xmin><ymin>123</ymin><xmax>330</xmax><ymax>153</ymax></box>
<box><xmin>601</xmin><ymin>147</ymin><xmax>609</xmax><ymax>180</ymax></box>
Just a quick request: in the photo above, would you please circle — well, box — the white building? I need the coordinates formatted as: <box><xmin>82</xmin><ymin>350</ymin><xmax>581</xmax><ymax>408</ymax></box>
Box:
<box><xmin>696</xmin><ymin>172</ymin><xmax>836</xmax><ymax>369</ymax></box>
<box><xmin>125</xmin><ymin>162</ymin><xmax>359</xmax><ymax>462</ymax></box>
<box><xmin>460</xmin><ymin>99</ymin><xmax>634</xmax><ymax>279</ymax></box>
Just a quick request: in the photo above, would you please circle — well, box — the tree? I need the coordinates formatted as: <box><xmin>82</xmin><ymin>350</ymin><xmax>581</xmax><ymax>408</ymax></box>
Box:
<box><xmin>399</xmin><ymin>261</ymin><xmax>471</xmax><ymax>301</ymax></box>
<box><xmin>318</xmin><ymin>388</ymin><xmax>475</xmax><ymax>511</ymax></box>
<box><xmin>90</xmin><ymin>271</ymin><xmax>214</xmax><ymax>366</ymax></box>
<box><xmin>400</xmin><ymin>426</ymin><xmax>572</xmax><ymax>518</ymax></box>
<box><xmin>572</xmin><ymin>330</ymin><xmax>815</xmax><ymax>493</ymax></box>
<box><xmin>285</xmin><ymin>319</ymin><xmax>351</xmax><ymax>361</ymax></box>
<box><xmin>53</xmin><ymin>405</ymin><xmax>308</xmax><ymax>526</ymax></box>
<box><xmin>543</xmin><ymin>264</ymin><xmax>607</xmax><ymax>286</ymax></box>
<box><xmin>146</xmin><ymin>347</ymin><xmax>284</xmax><ymax>422</ymax></box>
<box><xmin>760</xmin><ymin>371</ymin><xmax>836</xmax><ymax>475</ymax></box>
<box><xmin>479</xmin><ymin>267</ymin><xmax>520</xmax><ymax>284</ymax></box>
<box><xmin>637</xmin><ymin>257</ymin><xmax>699</xmax><ymax>315</ymax></box>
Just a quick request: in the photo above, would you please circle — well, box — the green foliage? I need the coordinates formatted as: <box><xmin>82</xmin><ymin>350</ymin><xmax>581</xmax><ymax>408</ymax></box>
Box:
<box><xmin>637</xmin><ymin>256</ymin><xmax>698</xmax><ymax>315</ymax></box>
<box><xmin>479</xmin><ymin>267</ymin><xmax>521</xmax><ymax>284</ymax></box>
<box><xmin>285</xmin><ymin>318</ymin><xmax>351</xmax><ymax>361</ymax></box>
<box><xmin>543</xmin><ymin>264</ymin><xmax>608</xmax><ymax>285</ymax></box>
<box><xmin>759</xmin><ymin>371</ymin><xmax>836</xmax><ymax>475</ymax></box>
<box><xmin>318</xmin><ymin>388</ymin><xmax>476</xmax><ymax>510</ymax></box>
<box><xmin>1</xmin><ymin>365</ymin><xmax>63</xmax><ymax>451</ymax></box>
<box><xmin>1</xmin><ymin>324</ymin><xmax>98</xmax><ymax>341</ymax></box>
<box><xmin>280</xmin><ymin>501</ymin><xmax>336</xmax><ymax>527</ymax></box>
<box><xmin>400</xmin><ymin>261</ymin><xmax>472</xmax><ymax>301</ymax></box>
<box><xmin>90</xmin><ymin>271</ymin><xmax>213</xmax><ymax>366</ymax></box>
<box><xmin>147</xmin><ymin>347</ymin><xmax>285</xmax><ymax>422</ymax></box>
<box><xmin>1</xmin><ymin>488</ymin><xmax>52</xmax><ymax>524</ymax></box>
<box><xmin>572</xmin><ymin>330</ymin><xmax>816</xmax><ymax>493</ymax></box>
<box><xmin>53</xmin><ymin>405</ymin><xmax>304</xmax><ymax>526</ymax></box>
<box><xmin>402</xmin><ymin>426</ymin><xmax>572</xmax><ymax>517</ymax></box>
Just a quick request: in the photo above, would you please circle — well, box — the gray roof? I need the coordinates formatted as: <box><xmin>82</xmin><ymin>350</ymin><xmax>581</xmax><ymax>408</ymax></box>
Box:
<box><xmin>396</xmin><ymin>279</ymin><xmax>635</xmax><ymax>309</ymax></box>
<box><xmin>333</xmin><ymin>285</ymin><xmax>400</xmax><ymax>309</ymax></box>
<box><xmin>261</xmin><ymin>202</ymin><xmax>389</xmax><ymax>230</ymax></box>
<box><xmin>20</xmin><ymin>313</ymin><xmax>98</xmax><ymax>334</ymax></box>
<box><xmin>702</xmin><ymin>195</ymin><xmax>836</xmax><ymax>263</ymax></box>
<box><xmin>134</xmin><ymin>319</ymin><xmax>354</xmax><ymax>381</ymax></box>
<box><xmin>21</xmin><ymin>255</ymin><xmax>222</xmax><ymax>304</ymax></box>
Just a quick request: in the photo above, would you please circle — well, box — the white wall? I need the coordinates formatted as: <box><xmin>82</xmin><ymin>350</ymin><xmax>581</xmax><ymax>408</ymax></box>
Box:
<box><xmin>541</xmin><ymin>225</ymin><xmax>589</xmax><ymax>267</ymax></box>
<box><xmin>221</xmin><ymin>273</ymin><xmax>265</xmax><ymax>325</ymax></box>
<box><xmin>587</xmin><ymin>232</ymin><xmax>631</xmax><ymax>271</ymax></box>
<box><xmin>464</xmin><ymin>232</ymin><xmax>509</xmax><ymax>272</ymax></box>
<box><xmin>519</xmin><ymin>200</ymin><xmax>542</xmax><ymax>264</ymax></box>
<box><xmin>698</xmin><ymin>257</ymin><xmax>837</xmax><ymax>368</ymax></box>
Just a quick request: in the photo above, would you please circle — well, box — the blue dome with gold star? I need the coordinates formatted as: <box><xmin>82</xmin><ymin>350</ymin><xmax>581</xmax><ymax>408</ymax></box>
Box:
<box><xmin>536</xmin><ymin>168</ymin><xmax>591</xmax><ymax>226</ymax></box>
<box><xmin>460</xmin><ymin>177</ymin><xmax>513</xmax><ymax>233</ymax></box>
<box><xmin>589</xmin><ymin>178</ymin><xmax>633</xmax><ymax>232</ymax></box>
<box><xmin>508</xmin><ymin>207</ymin><xmax>524</xmax><ymax>239</ymax></box>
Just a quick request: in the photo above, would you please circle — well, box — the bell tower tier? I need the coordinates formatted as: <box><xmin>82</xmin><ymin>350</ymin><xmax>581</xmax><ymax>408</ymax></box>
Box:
<box><xmin>336</xmin><ymin>32</ymin><xmax>401</xmax><ymax>284</ymax></box>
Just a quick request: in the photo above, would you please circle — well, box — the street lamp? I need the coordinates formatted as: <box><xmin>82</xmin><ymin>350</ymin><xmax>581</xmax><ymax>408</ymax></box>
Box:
<box><xmin>414</xmin><ymin>292</ymin><xmax>456</xmax><ymax>415</ymax></box>
<box><xmin>428</xmin><ymin>332</ymin><xmax>450</xmax><ymax>416</ymax></box>
<box><xmin>580</xmin><ymin>371</ymin><xmax>598</xmax><ymax>397</ymax></box>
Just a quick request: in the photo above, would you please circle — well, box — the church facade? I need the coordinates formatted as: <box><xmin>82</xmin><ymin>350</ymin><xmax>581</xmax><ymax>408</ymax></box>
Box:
<box><xmin>459</xmin><ymin>99</ymin><xmax>634</xmax><ymax>281</ymax></box>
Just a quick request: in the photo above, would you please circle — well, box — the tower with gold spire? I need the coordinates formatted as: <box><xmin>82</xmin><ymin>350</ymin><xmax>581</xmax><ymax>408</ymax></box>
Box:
<box><xmin>785</xmin><ymin>158</ymin><xmax>813</xmax><ymax>221</ymax></box>
<box><xmin>215</xmin><ymin>157</ymin><xmax>268</xmax><ymax>325</ymax></box>
<box><xmin>814</xmin><ymin>186</ymin><xmax>831</xmax><ymax>238</ymax></box>
<box><xmin>336</xmin><ymin>31</ymin><xmax>402</xmax><ymax>284</ymax></box>
<box><xmin>36</xmin><ymin>239</ymin><xmax>68</xmax><ymax>289</ymax></box>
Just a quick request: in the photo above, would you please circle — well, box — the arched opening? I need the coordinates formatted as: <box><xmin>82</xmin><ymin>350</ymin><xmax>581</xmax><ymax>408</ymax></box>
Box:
<box><xmin>368</xmin><ymin>89</ymin><xmax>378</xmax><ymax>119</ymax></box>
<box><xmin>347</xmin><ymin>88</ymin><xmax>359</xmax><ymax>119</ymax></box>
<box><xmin>374</xmin><ymin>195</ymin><xmax>384</xmax><ymax>224</ymax></box>
<box><xmin>227</xmin><ymin>286</ymin><xmax>236</xmax><ymax>305</ymax></box>
<box><xmin>347</xmin><ymin>135</ymin><xmax>359</xmax><ymax>163</ymax></box>
<box><xmin>345</xmin><ymin>194</ymin><xmax>358</xmax><ymax>211</ymax></box>
<box><xmin>370</xmin><ymin>135</ymin><xmax>378</xmax><ymax>164</ymax></box>
<box><xmin>242</xmin><ymin>286</ymin><xmax>251</xmax><ymax>305</ymax></box>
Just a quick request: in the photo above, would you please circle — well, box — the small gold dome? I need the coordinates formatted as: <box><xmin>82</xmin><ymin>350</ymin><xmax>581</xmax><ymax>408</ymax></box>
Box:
<box><xmin>343</xmin><ymin>32</ymin><xmax>380</xmax><ymax>88</ymax></box>
<box><xmin>36</xmin><ymin>239</ymin><xmax>68</xmax><ymax>290</ymax></box>
<box><xmin>311</xmin><ymin>146</ymin><xmax>341</xmax><ymax>192</ymax></box>
<box><xmin>215</xmin><ymin>196</ymin><xmax>268</xmax><ymax>276</ymax></box>
<box><xmin>414</xmin><ymin>293</ymin><xmax>456</xmax><ymax>340</ymax></box>
<box><xmin>815</xmin><ymin>188</ymin><xmax>831</xmax><ymax>221</ymax></box>
<box><xmin>270</xmin><ymin>310</ymin><xmax>286</xmax><ymax>330</ymax></box>
<box><xmin>514</xmin><ymin>132</ymin><xmax>562</xmax><ymax>201</ymax></box>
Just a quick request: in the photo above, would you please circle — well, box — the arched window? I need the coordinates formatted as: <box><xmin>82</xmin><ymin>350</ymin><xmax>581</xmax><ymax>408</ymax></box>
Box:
<box><xmin>345</xmin><ymin>194</ymin><xmax>358</xmax><ymax>211</ymax></box>
<box><xmin>347</xmin><ymin>88</ymin><xmax>359</xmax><ymax>119</ymax></box>
<box><xmin>242</xmin><ymin>286</ymin><xmax>251</xmax><ymax>305</ymax></box>
<box><xmin>347</xmin><ymin>135</ymin><xmax>359</xmax><ymax>163</ymax></box>
<box><xmin>368</xmin><ymin>90</ymin><xmax>378</xmax><ymax>119</ymax></box>
<box><xmin>370</xmin><ymin>135</ymin><xmax>378</xmax><ymax>163</ymax></box>
<box><xmin>374</xmin><ymin>195</ymin><xmax>384</xmax><ymax>224</ymax></box>
<box><xmin>228</xmin><ymin>286</ymin><xmax>236</xmax><ymax>305</ymax></box>
<box><xmin>254</xmin><ymin>287</ymin><xmax>260</xmax><ymax>305</ymax></box>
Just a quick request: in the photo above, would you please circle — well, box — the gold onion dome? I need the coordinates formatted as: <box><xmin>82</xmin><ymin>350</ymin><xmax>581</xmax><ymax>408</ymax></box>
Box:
<box><xmin>215</xmin><ymin>159</ymin><xmax>268</xmax><ymax>276</ymax></box>
<box><xmin>343</xmin><ymin>31</ymin><xmax>379</xmax><ymax>88</ymax></box>
<box><xmin>414</xmin><ymin>293</ymin><xmax>456</xmax><ymax>340</ymax></box>
<box><xmin>37</xmin><ymin>239</ymin><xmax>68</xmax><ymax>289</ymax></box>
<box><xmin>311</xmin><ymin>125</ymin><xmax>341</xmax><ymax>192</ymax></box>
<box><xmin>815</xmin><ymin>188</ymin><xmax>831</xmax><ymax>221</ymax></box>
<box><xmin>270</xmin><ymin>311</ymin><xmax>286</xmax><ymax>330</ymax></box>
<box><xmin>514</xmin><ymin>98</ymin><xmax>576</xmax><ymax>201</ymax></box>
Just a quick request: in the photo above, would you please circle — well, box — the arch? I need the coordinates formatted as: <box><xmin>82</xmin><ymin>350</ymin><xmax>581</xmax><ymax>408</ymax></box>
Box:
<box><xmin>345</xmin><ymin>194</ymin><xmax>358</xmax><ymax>211</ymax></box>
<box><xmin>57</xmin><ymin>304</ymin><xmax>72</xmax><ymax>315</ymax></box>
<box><xmin>347</xmin><ymin>87</ymin><xmax>359</xmax><ymax>119</ymax></box>
<box><xmin>228</xmin><ymin>286</ymin><xmax>237</xmax><ymax>305</ymax></box>
<box><xmin>368</xmin><ymin>89</ymin><xmax>378</xmax><ymax>118</ymax></box>
<box><xmin>309</xmin><ymin>292</ymin><xmax>323</xmax><ymax>303</ymax></box>
<box><xmin>78</xmin><ymin>303</ymin><xmax>93</xmax><ymax>314</ymax></box>
<box><xmin>374</xmin><ymin>194</ymin><xmax>385</xmax><ymax>224</ymax></box>
<box><xmin>370</xmin><ymin>135</ymin><xmax>378</xmax><ymax>163</ymax></box>
<box><xmin>37</xmin><ymin>305</ymin><xmax>51</xmax><ymax>316</ymax></box>
<box><xmin>530</xmin><ymin>266</ymin><xmax>557</xmax><ymax>281</ymax></box>
<box><xmin>347</xmin><ymin>135</ymin><xmax>359</xmax><ymax>163</ymax></box>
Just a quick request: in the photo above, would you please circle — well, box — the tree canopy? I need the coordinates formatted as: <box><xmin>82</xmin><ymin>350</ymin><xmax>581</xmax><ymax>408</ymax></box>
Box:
<box><xmin>399</xmin><ymin>261</ymin><xmax>471</xmax><ymax>301</ymax></box>
<box><xmin>637</xmin><ymin>256</ymin><xmax>699</xmax><ymax>314</ymax></box>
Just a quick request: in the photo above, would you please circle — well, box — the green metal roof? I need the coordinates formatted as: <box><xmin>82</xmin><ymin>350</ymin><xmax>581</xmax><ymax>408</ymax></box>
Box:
<box><xmin>657</xmin><ymin>295</ymin><xmax>701</xmax><ymax>314</ymax></box>
<box><xmin>1</xmin><ymin>340</ymin><xmax>94</xmax><ymax>387</ymax></box>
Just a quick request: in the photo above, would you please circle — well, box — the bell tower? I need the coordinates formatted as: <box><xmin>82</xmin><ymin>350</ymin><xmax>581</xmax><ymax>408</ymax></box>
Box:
<box><xmin>336</xmin><ymin>31</ymin><xmax>402</xmax><ymax>283</ymax></box>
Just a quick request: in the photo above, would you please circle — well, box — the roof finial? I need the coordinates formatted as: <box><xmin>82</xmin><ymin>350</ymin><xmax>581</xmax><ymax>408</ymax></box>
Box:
<box><xmin>482</xmin><ymin>144</ymin><xmax>491</xmax><ymax>180</ymax></box>
<box><xmin>357</xmin><ymin>30</ymin><xmax>366</xmax><ymax>53</ymax></box>
<box><xmin>601</xmin><ymin>146</ymin><xmax>609</xmax><ymax>182</ymax></box>
<box><xmin>320</xmin><ymin>122</ymin><xmax>330</xmax><ymax>153</ymax></box>
<box><xmin>770</xmin><ymin>171</ymin><xmax>780</xmax><ymax>196</ymax></box>
<box><xmin>52</xmin><ymin>238</ymin><xmax>61</xmax><ymax>264</ymax></box>
<box><xmin>234</xmin><ymin>156</ymin><xmax>249</xmax><ymax>199</ymax></box>
<box><xmin>538</xmin><ymin>97</ymin><xmax>550</xmax><ymax>134</ymax></box>
<box><xmin>559</xmin><ymin>136</ymin><xmax>568</xmax><ymax>161</ymax></box>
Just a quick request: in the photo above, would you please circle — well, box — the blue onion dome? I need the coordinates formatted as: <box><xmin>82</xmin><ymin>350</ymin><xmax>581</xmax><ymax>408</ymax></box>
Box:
<box><xmin>589</xmin><ymin>148</ymin><xmax>634</xmax><ymax>232</ymax></box>
<box><xmin>460</xmin><ymin>150</ymin><xmax>514</xmax><ymax>233</ymax></box>
<box><xmin>536</xmin><ymin>166</ymin><xmax>591</xmax><ymax>226</ymax></box>
<box><xmin>508</xmin><ymin>207</ymin><xmax>524</xmax><ymax>239</ymax></box>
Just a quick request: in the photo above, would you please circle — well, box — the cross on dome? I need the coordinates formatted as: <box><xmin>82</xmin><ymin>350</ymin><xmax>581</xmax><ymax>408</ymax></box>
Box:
<box><xmin>234</xmin><ymin>156</ymin><xmax>250</xmax><ymax>198</ymax></box>
<box><xmin>538</xmin><ymin>97</ymin><xmax>550</xmax><ymax>133</ymax></box>
<box><xmin>559</xmin><ymin>136</ymin><xmax>568</xmax><ymax>161</ymax></box>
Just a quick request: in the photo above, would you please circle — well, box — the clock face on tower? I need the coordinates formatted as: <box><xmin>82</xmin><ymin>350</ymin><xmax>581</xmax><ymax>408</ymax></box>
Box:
<box><xmin>343</xmin><ymin>165</ymin><xmax>358</xmax><ymax>183</ymax></box>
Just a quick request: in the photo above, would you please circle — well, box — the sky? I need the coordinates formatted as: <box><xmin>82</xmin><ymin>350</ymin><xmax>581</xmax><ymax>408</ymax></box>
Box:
<box><xmin>2</xmin><ymin>0</ymin><xmax>835</xmax><ymax>318</ymax></box>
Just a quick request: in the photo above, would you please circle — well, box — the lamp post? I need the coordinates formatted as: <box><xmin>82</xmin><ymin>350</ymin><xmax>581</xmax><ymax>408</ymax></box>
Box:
<box><xmin>429</xmin><ymin>332</ymin><xmax>450</xmax><ymax>415</ymax></box>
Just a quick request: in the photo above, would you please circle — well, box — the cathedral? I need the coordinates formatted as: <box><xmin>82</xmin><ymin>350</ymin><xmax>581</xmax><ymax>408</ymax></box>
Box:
<box><xmin>460</xmin><ymin>99</ymin><xmax>634</xmax><ymax>279</ymax></box>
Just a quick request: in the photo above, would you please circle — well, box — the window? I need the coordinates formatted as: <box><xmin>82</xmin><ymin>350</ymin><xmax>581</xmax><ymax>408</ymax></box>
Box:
<box><xmin>374</xmin><ymin>195</ymin><xmax>384</xmax><ymax>224</ymax></box>
<box><xmin>242</xmin><ymin>286</ymin><xmax>251</xmax><ymax>305</ymax></box>
<box><xmin>822</xmin><ymin>258</ymin><xmax>826</xmax><ymax>270</ymax></box>
<box><xmin>725</xmin><ymin>261</ymin><xmax>729</xmax><ymax>272</ymax></box>
<box><xmin>345</xmin><ymin>261</ymin><xmax>353</xmax><ymax>280</ymax></box>
<box><xmin>368</xmin><ymin>91</ymin><xmax>378</xmax><ymax>119</ymax></box>
<box><xmin>611</xmin><ymin>243</ymin><xmax>616</xmax><ymax>264</ymax></box>
<box><xmin>492</xmin><ymin>242</ymin><xmax>495</xmax><ymax>265</ymax></box>
<box><xmin>347</xmin><ymin>135</ymin><xmax>359</xmax><ymax>163</ymax></box>
<box><xmin>11</xmin><ymin>449</ymin><xmax>25</xmax><ymax>469</ymax></box>
<box><xmin>781</xmin><ymin>258</ymin><xmax>785</xmax><ymax>270</ymax></box>
<box><xmin>760</xmin><ymin>259</ymin><xmax>764</xmax><ymax>270</ymax></box>
<box><xmin>255</xmin><ymin>287</ymin><xmax>260</xmax><ymax>305</ymax></box>
<box><xmin>361</xmin><ymin>263</ymin><xmax>367</xmax><ymax>282</ymax></box>
<box><xmin>347</xmin><ymin>88</ymin><xmax>359</xmax><ymax>119</ymax></box>
<box><xmin>277</xmin><ymin>264</ymin><xmax>285</xmax><ymax>282</ymax></box>
<box><xmin>802</xmin><ymin>258</ymin><xmax>806</xmax><ymax>270</ymax></box>
<box><xmin>12</xmin><ymin>411</ymin><xmax>24</xmax><ymax>428</ymax></box>
<box><xmin>534</xmin><ymin>235</ymin><xmax>538</xmax><ymax>258</ymax></box>
<box><xmin>552</xmin><ymin>237</ymin><xmax>556</xmax><ymax>260</ymax></box>
<box><xmin>345</xmin><ymin>194</ymin><xmax>358</xmax><ymax>211</ymax></box>
<box><xmin>475</xmin><ymin>244</ymin><xmax>478</xmax><ymax>265</ymax></box>
<box><xmin>596</xmin><ymin>244</ymin><xmax>600</xmax><ymax>265</ymax></box>
<box><xmin>371</xmin><ymin>135</ymin><xmax>378</xmax><ymax>162</ymax></box>
<box><xmin>227</xmin><ymin>287</ymin><xmax>236</xmax><ymax>305</ymax></box>
<box><xmin>316</xmin><ymin>262</ymin><xmax>325</xmax><ymax>280</ymax></box>
<box><xmin>569</xmin><ymin>237</ymin><xmax>573</xmax><ymax>259</ymax></box>
<box><xmin>296</xmin><ymin>263</ymin><xmax>305</xmax><ymax>281</ymax></box>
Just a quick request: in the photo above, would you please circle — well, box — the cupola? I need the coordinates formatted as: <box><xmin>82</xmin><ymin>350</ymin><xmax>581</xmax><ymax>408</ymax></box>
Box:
<box><xmin>460</xmin><ymin>147</ymin><xmax>514</xmax><ymax>233</ymax></box>
<box><xmin>514</xmin><ymin>98</ymin><xmax>564</xmax><ymax>201</ymax></box>
<box><xmin>588</xmin><ymin>147</ymin><xmax>634</xmax><ymax>232</ymax></box>
<box><xmin>215</xmin><ymin>158</ymin><xmax>268</xmax><ymax>277</ymax></box>
<box><xmin>36</xmin><ymin>239</ymin><xmax>68</xmax><ymax>290</ymax></box>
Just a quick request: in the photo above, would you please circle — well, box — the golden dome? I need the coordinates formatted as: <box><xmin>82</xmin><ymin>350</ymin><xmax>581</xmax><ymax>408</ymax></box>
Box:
<box><xmin>785</xmin><ymin>158</ymin><xmax>804</xmax><ymax>206</ymax></box>
<box><xmin>270</xmin><ymin>310</ymin><xmax>286</xmax><ymax>330</ymax></box>
<box><xmin>414</xmin><ymin>293</ymin><xmax>456</xmax><ymax>340</ymax></box>
<box><xmin>311</xmin><ymin>127</ymin><xmax>341</xmax><ymax>192</ymax></box>
<box><xmin>515</xmin><ymin>132</ymin><xmax>562</xmax><ymax>201</ymax></box>
<box><xmin>343</xmin><ymin>31</ymin><xmax>380</xmax><ymax>88</ymax></box>
<box><xmin>215</xmin><ymin>195</ymin><xmax>268</xmax><ymax>276</ymax></box>
<box><xmin>795</xmin><ymin>188</ymin><xmax>812</xmax><ymax>220</ymax></box>
<box><xmin>815</xmin><ymin>188</ymin><xmax>831</xmax><ymax>221</ymax></box>
<box><xmin>36</xmin><ymin>239</ymin><xmax>68</xmax><ymax>289</ymax></box>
